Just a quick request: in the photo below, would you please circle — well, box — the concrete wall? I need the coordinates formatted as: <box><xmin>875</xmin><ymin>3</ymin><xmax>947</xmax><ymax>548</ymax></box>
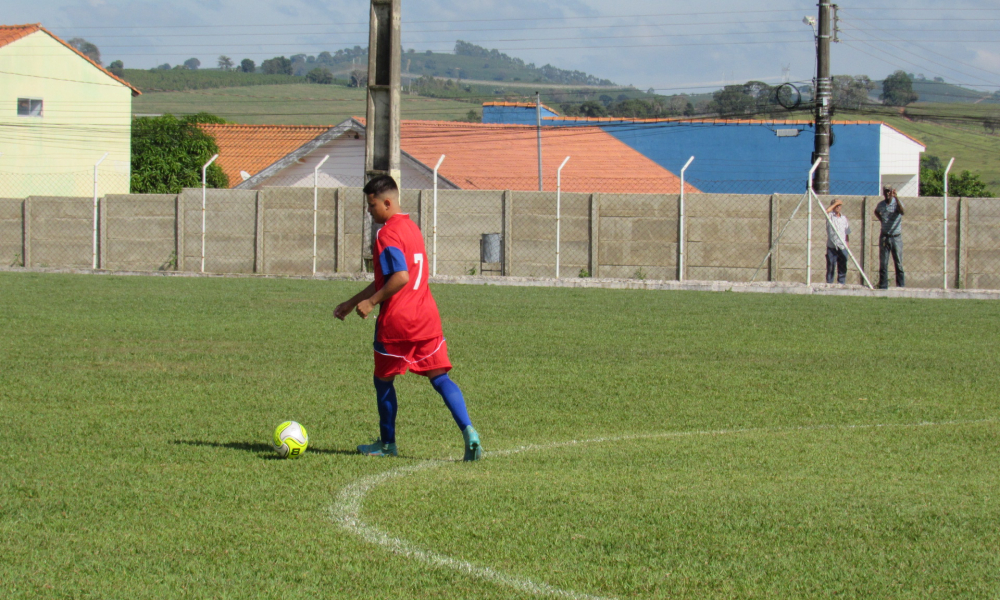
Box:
<box><xmin>4</xmin><ymin>187</ymin><xmax>1000</xmax><ymax>291</ymax></box>
<box><xmin>433</xmin><ymin>190</ymin><xmax>504</xmax><ymax>277</ymax></box>
<box><xmin>27</xmin><ymin>197</ymin><xmax>94</xmax><ymax>268</ymax></box>
<box><xmin>0</xmin><ymin>199</ymin><xmax>23</xmax><ymax>267</ymax></box>
<box><xmin>962</xmin><ymin>198</ymin><xmax>1000</xmax><ymax>290</ymax></box>
<box><xmin>103</xmin><ymin>194</ymin><xmax>177</xmax><ymax>271</ymax></box>
<box><xmin>258</xmin><ymin>187</ymin><xmax>337</xmax><ymax>275</ymax></box>
<box><xmin>179</xmin><ymin>188</ymin><xmax>258</xmax><ymax>274</ymax></box>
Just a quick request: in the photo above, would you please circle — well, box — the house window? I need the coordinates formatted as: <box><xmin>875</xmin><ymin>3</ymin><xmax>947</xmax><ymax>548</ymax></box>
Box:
<box><xmin>17</xmin><ymin>98</ymin><xmax>43</xmax><ymax>117</ymax></box>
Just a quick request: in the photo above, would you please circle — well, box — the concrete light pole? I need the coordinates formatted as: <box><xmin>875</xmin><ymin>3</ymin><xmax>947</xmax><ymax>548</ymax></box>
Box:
<box><xmin>365</xmin><ymin>0</ymin><xmax>402</xmax><ymax>187</ymax></box>
<box><xmin>812</xmin><ymin>0</ymin><xmax>833</xmax><ymax>194</ymax></box>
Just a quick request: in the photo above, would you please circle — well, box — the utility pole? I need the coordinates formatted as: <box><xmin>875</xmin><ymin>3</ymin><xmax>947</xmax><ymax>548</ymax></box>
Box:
<box><xmin>536</xmin><ymin>92</ymin><xmax>543</xmax><ymax>191</ymax></box>
<box><xmin>813</xmin><ymin>0</ymin><xmax>832</xmax><ymax>194</ymax></box>
<box><xmin>365</xmin><ymin>0</ymin><xmax>402</xmax><ymax>187</ymax></box>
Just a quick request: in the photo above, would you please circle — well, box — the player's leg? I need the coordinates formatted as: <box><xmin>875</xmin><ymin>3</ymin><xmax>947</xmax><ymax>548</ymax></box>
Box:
<box><xmin>837</xmin><ymin>248</ymin><xmax>848</xmax><ymax>284</ymax></box>
<box><xmin>411</xmin><ymin>338</ymin><xmax>482</xmax><ymax>461</ymax></box>
<box><xmin>426</xmin><ymin>369</ymin><xmax>482</xmax><ymax>462</ymax></box>
<box><xmin>359</xmin><ymin>352</ymin><xmax>404</xmax><ymax>457</ymax></box>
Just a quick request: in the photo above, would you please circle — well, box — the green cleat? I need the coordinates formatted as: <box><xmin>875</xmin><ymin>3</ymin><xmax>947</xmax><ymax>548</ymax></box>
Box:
<box><xmin>357</xmin><ymin>439</ymin><xmax>398</xmax><ymax>457</ymax></box>
<box><xmin>462</xmin><ymin>426</ymin><xmax>482</xmax><ymax>462</ymax></box>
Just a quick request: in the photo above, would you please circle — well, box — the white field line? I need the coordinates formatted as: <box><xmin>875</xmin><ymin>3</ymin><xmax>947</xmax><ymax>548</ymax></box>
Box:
<box><xmin>330</xmin><ymin>418</ymin><xmax>996</xmax><ymax>599</ymax></box>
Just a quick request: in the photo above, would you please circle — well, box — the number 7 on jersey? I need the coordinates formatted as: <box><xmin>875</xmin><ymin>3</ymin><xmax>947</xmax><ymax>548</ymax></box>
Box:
<box><xmin>413</xmin><ymin>253</ymin><xmax>424</xmax><ymax>290</ymax></box>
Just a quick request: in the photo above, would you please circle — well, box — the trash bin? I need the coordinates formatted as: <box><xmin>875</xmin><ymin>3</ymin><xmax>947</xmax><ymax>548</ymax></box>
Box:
<box><xmin>480</xmin><ymin>233</ymin><xmax>502</xmax><ymax>263</ymax></box>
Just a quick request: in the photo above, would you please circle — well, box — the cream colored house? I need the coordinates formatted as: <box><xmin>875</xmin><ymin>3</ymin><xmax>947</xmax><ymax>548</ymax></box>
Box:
<box><xmin>0</xmin><ymin>24</ymin><xmax>140</xmax><ymax>197</ymax></box>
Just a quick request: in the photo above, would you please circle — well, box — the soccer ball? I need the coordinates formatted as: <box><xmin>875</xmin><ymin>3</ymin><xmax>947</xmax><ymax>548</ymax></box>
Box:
<box><xmin>272</xmin><ymin>421</ymin><xmax>309</xmax><ymax>458</ymax></box>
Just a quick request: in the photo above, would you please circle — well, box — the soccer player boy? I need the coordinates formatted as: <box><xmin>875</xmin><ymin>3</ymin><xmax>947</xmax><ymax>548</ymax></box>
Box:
<box><xmin>334</xmin><ymin>175</ymin><xmax>482</xmax><ymax>461</ymax></box>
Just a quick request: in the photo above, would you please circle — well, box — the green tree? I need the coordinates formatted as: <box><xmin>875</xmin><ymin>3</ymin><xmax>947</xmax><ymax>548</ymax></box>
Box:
<box><xmin>881</xmin><ymin>70</ymin><xmax>918</xmax><ymax>106</ymax></box>
<box><xmin>239</xmin><ymin>58</ymin><xmax>255</xmax><ymax>73</ymax></box>
<box><xmin>131</xmin><ymin>113</ymin><xmax>229</xmax><ymax>194</ymax></box>
<box><xmin>920</xmin><ymin>165</ymin><xmax>992</xmax><ymax>197</ymax></box>
<box><xmin>183</xmin><ymin>57</ymin><xmax>201</xmax><ymax>70</ymax></box>
<box><xmin>217</xmin><ymin>55</ymin><xmax>234</xmax><ymax>71</ymax></box>
<box><xmin>305</xmin><ymin>67</ymin><xmax>333</xmax><ymax>84</ymax></box>
<box><xmin>832</xmin><ymin>74</ymin><xmax>875</xmax><ymax>110</ymax></box>
<box><xmin>68</xmin><ymin>38</ymin><xmax>101</xmax><ymax>64</ymax></box>
<box><xmin>261</xmin><ymin>56</ymin><xmax>293</xmax><ymax>75</ymax></box>
<box><xmin>107</xmin><ymin>60</ymin><xmax>124</xmax><ymax>78</ymax></box>
<box><xmin>578</xmin><ymin>100</ymin><xmax>607</xmax><ymax>118</ymax></box>
<box><xmin>709</xmin><ymin>84</ymin><xmax>755</xmax><ymax>115</ymax></box>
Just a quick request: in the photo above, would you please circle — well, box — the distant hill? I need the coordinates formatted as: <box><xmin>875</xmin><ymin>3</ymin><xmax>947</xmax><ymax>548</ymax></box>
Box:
<box><xmin>122</xmin><ymin>69</ymin><xmax>305</xmax><ymax>92</ymax></box>
<box><xmin>870</xmin><ymin>79</ymin><xmax>998</xmax><ymax>105</ymax></box>
<box><xmin>125</xmin><ymin>41</ymin><xmax>620</xmax><ymax>93</ymax></box>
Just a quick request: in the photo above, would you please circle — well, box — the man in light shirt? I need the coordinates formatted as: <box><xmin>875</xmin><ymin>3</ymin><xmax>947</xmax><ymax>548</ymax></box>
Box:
<box><xmin>825</xmin><ymin>199</ymin><xmax>851</xmax><ymax>284</ymax></box>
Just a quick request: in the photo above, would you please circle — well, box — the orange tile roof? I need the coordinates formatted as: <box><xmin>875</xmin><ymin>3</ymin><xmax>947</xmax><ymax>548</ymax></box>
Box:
<box><xmin>0</xmin><ymin>24</ymin><xmax>38</xmax><ymax>47</ymax></box>
<box><xmin>395</xmin><ymin>120</ymin><xmax>693</xmax><ymax>193</ymax></box>
<box><xmin>202</xmin><ymin>119</ymin><xmax>694</xmax><ymax>193</ymax></box>
<box><xmin>0</xmin><ymin>24</ymin><xmax>141</xmax><ymax>95</ymax></box>
<box><xmin>198</xmin><ymin>123</ymin><xmax>331</xmax><ymax>186</ymax></box>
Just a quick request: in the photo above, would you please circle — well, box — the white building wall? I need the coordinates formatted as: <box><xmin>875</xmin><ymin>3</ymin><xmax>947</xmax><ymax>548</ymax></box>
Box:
<box><xmin>879</xmin><ymin>124</ymin><xmax>925</xmax><ymax>196</ymax></box>
<box><xmin>0</xmin><ymin>31</ymin><xmax>133</xmax><ymax>197</ymax></box>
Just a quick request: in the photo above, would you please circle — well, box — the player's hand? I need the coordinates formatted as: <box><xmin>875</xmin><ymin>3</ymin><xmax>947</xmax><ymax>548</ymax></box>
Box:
<box><xmin>355</xmin><ymin>298</ymin><xmax>375</xmax><ymax>319</ymax></box>
<box><xmin>333</xmin><ymin>302</ymin><xmax>354</xmax><ymax>320</ymax></box>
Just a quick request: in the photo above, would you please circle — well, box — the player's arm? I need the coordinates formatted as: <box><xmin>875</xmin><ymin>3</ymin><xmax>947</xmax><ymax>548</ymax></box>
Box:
<box><xmin>356</xmin><ymin>270</ymin><xmax>409</xmax><ymax>319</ymax></box>
<box><xmin>894</xmin><ymin>194</ymin><xmax>905</xmax><ymax>216</ymax></box>
<box><xmin>334</xmin><ymin>281</ymin><xmax>378</xmax><ymax>320</ymax></box>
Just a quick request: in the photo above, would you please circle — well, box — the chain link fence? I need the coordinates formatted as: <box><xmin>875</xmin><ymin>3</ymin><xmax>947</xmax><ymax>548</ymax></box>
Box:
<box><xmin>2</xmin><ymin>175</ymin><xmax>999</xmax><ymax>291</ymax></box>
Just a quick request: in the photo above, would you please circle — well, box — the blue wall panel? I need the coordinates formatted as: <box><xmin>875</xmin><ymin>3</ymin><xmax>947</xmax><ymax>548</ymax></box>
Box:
<box><xmin>484</xmin><ymin>106</ymin><xmax>883</xmax><ymax>195</ymax></box>
<box><xmin>483</xmin><ymin>104</ymin><xmax>558</xmax><ymax>125</ymax></box>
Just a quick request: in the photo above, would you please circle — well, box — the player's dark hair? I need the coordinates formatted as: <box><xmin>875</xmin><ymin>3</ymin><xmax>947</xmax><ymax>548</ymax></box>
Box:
<box><xmin>363</xmin><ymin>175</ymin><xmax>399</xmax><ymax>198</ymax></box>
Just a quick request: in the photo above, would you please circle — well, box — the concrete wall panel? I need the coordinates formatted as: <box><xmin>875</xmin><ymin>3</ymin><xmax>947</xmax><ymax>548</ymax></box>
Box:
<box><xmin>27</xmin><ymin>197</ymin><xmax>92</xmax><ymax>267</ymax></box>
<box><xmin>0</xmin><ymin>199</ymin><xmax>23</xmax><ymax>266</ymax></box>
<box><xmin>685</xmin><ymin>194</ymin><xmax>770</xmax><ymax>218</ymax></box>
<box><xmin>600</xmin><ymin>194</ymin><xmax>675</xmax><ymax>218</ymax></box>
<box><xmin>600</xmin><ymin>241</ymin><xmax>676</xmax><ymax>267</ymax></box>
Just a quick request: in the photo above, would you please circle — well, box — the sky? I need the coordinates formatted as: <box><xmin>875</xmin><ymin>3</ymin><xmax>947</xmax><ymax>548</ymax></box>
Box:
<box><xmin>8</xmin><ymin>0</ymin><xmax>1000</xmax><ymax>94</ymax></box>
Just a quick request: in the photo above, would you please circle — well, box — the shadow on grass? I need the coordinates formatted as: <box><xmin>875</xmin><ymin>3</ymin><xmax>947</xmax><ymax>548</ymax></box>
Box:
<box><xmin>171</xmin><ymin>439</ymin><xmax>361</xmax><ymax>459</ymax></box>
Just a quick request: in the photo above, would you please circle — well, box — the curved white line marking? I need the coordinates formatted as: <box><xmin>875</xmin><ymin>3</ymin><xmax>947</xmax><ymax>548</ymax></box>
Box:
<box><xmin>331</xmin><ymin>418</ymin><xmax>995</xmax><ymax>599</ymax></box>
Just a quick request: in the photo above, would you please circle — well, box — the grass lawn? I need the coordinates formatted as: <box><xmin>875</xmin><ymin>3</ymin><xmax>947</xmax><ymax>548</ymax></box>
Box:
<box><xmin>132</xmin><ymin>84</ymin><xmax>478</xmax><ymax>125</ymax></box>
<box><xmin>2</xmin><ymin>272</ymin><xmax>999</xmax><ymax>599</ymax></box>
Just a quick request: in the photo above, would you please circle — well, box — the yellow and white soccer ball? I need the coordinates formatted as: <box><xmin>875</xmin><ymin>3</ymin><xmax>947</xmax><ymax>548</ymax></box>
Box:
<box><xmin>272</xmin><ymin>421</ymin><xmax>309</xmax><ymax>458</ymax></box>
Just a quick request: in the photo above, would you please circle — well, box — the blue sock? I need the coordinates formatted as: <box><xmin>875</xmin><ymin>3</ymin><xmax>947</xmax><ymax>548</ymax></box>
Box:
<box><xmin>373</xmin><ymin>377</ymin><xmax>397</xmax><ymax>444</ymax></box>
<box><xmin>430</xmin><ymin>373</ymin><xmax>472</xmax><ymax>431</ymax></box>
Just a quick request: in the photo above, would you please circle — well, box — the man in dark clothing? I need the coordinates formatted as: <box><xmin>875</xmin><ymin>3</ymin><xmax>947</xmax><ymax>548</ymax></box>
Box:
<box><xmin>874</xmin><ymin>186</ymin><xmax>905</xmax><ymax>289</ymax></box>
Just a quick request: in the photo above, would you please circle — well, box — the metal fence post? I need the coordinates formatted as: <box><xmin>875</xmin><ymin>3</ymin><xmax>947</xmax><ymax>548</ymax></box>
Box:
<box><xmin>679</xmin><ymin>156</ymin><xmax>694</xmax><ymax>281</ymax></box>
<box><xmin>806</xmin><ymin>158</ymin><xmax>822</xmax><ymax>285</ymax></box>
<box><xmin>943</xmin><ymin>157</ymin><xmax>955</xmax><ymax>289</ymax></box>
<box><xmin>22</xmin><ymin>197</ymin><xmax>31</xmax><ymax>268</ymax></box>
<box><xmin>313</xmin><ymin>155</ymin><xmax>330</xmax><ymax>275</ymax></box>
<box><xmin>92</xmin><ymin>152</ymin><xmax>108</xmax><ymax>269</ymax></box>
<box><xmin>432</xmin><ymin>155</ymin><xmax>445</xmax><ymax>276</ymax></box>
<box><xmin>556</xmin><ymin>156</ymin><xmax>570</xmax><ymax>278</ymax></box>
<box><xmin>200</xmin><ymin>154</ymin><xmax>218</xmax><ymax>273</ymax></box>
<box><xmin>589</xmin><ymin>193</ymin><xmax>599</xmax><ymax>278</ymax></box>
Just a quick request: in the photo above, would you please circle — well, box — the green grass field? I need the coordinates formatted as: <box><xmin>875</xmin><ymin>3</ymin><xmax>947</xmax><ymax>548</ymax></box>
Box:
<box><xmin>2</xmin><ymin>272</ymin><xmax>1000</xmax><ymax>599</ymax></box>
<box><xmin>132</xmin><ymin>84</ymin><xmax>479</xmax><ymax>125</ymax></box>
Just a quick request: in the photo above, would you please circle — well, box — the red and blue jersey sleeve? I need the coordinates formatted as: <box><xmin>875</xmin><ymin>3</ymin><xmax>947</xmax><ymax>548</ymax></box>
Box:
<box><xmin>372</xmin><ymin>214</ymin><xmax>443</xmax><ymax>343</ymax></box>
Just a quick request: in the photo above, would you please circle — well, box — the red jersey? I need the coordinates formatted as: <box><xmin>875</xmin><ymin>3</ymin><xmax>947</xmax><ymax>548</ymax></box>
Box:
<box><xmin>373</xmin><ymin>213</ymin><xmax>443</xmax><ymax>343</ymax></box>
